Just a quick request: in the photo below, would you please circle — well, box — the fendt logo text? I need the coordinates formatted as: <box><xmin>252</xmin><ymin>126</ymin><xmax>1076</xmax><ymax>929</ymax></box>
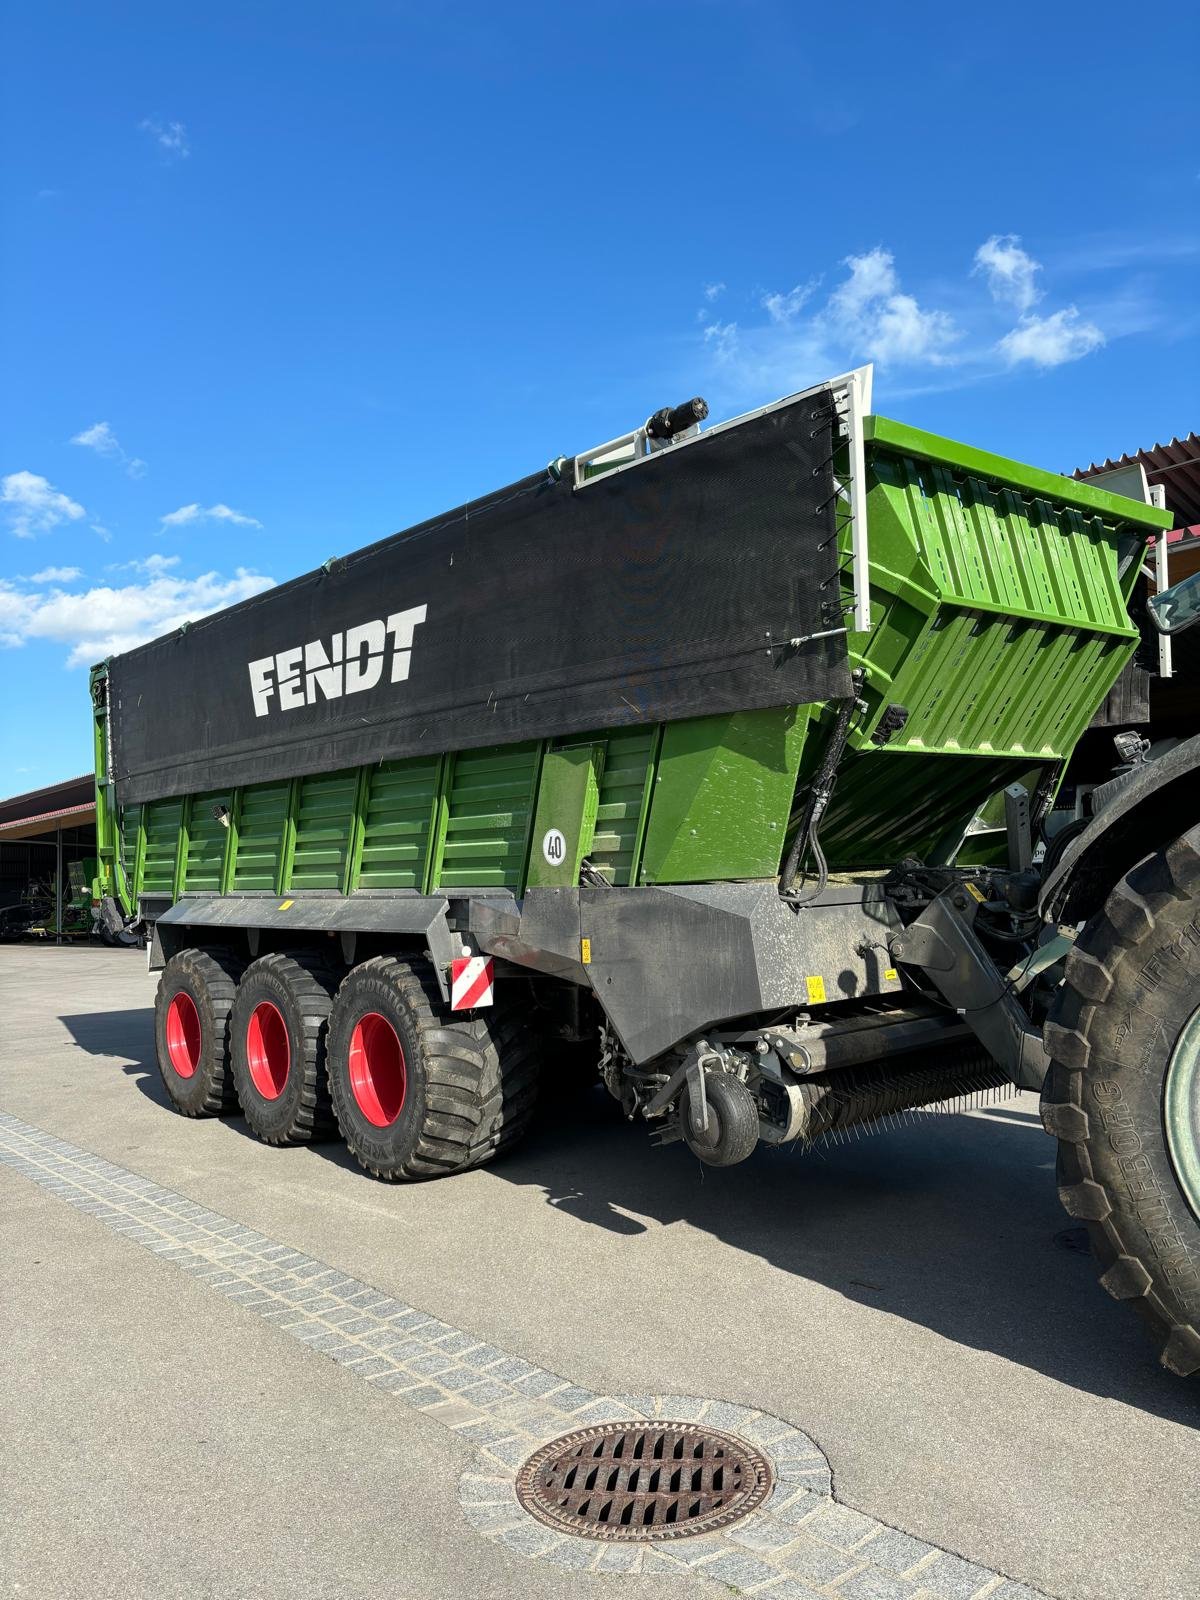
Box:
<box><xmin>248</xmin><ymin>605</ymin><xmax>428</xmax><ymax>717</ymax></box>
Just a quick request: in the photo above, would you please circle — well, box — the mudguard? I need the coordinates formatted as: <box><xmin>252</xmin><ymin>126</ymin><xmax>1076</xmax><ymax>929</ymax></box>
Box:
<box><xmin>1040</xmin><ymin>735</ymin><xmax>1200</xmax><ymax>924</ymax></box>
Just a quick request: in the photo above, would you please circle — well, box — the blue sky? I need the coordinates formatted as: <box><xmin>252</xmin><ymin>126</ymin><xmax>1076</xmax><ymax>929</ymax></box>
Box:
<box><xmin>2</xmin><ymin>0</ymin><xmax>1197</xmax><ymax>790</ymax></box>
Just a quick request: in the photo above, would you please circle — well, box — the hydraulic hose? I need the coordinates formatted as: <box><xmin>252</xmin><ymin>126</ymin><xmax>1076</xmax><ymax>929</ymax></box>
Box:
<box><xmin>781</xmin><ymin>669</ymin><xmax>864</xmax><ymax>902</ymax></box>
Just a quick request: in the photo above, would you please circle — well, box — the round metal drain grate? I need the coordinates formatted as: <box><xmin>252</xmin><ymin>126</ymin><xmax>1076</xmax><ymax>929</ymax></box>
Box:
<box><xmin>515</xmin><ymin>1421</ymin><xmax>773</xmax><ymax>1542</ymax></box>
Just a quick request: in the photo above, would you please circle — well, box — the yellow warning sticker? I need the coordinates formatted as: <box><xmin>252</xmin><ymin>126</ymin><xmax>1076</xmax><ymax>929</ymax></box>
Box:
<box><xmin>965</xmin><ymin>881</ymin><xmax>986</xmax><ymax>903</ymax></box>
<box><xmin>278</xmin><ymin>899</ymin><xmax>294</xmax><ymax>911</ymax></box>
<box><xmin>806</xmin><ymin>974</ymin><xmax>827</xmax><ymax>1005</ymax></box>
<box><xmin>580</xmin><ymin>938</ymin><xmax>592</xmax><ymax>965</ymax></box>
<box><xmin>884</xmin><ymin>967</ymin><xmax>898</xmax><ymax>982</ymax></box>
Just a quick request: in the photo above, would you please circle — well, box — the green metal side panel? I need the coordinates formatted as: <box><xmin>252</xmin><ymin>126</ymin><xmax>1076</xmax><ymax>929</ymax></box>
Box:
<box><xmin>853</xmin><ymin>446</ymin><xmax>1141</xmax><ymax>752</ymax></box>
<box><xmin>863</xmin><ymin>416</ymin><xmax>1173</xmax><ymax>532</ymax></box>
<box><xmin>526</xmin><ymin>745</ymin><xmax>603</xmax><ymax>888</ymax></box>
<box><xmin>581</xmin><ymin>725</ymin><xmax>660</xmax><ymax>886</ymax></box>
<box><xmin>120</xmin><ymin>805</ymin><xmax>143</xmax><ymax>901</ymax></box>
<box><xmin>141</xmin><ymin>799</ymin><xmax>184</xmax><ymax>895</ymax></box>
<box><xmin>231</xmin><ymin>782</ymin><xmax>290</xmax><ymax>891</ymax></box>
<box><xmin>818</xmin><ymin>748</ymin><xmax>1035</xmax><ymax>867</ymax></box>
<box><xmin>181</xmin><ymin>790</ymin><xmax>230</xmax><ymax>892</ymax></box>
<box><xmin>810</xmin><ymin>421</ymin><xmax>1159</xmax><ymax>869</ymax></box>
<box><xmin>640</xmin><ymin>707</ymin><xmax>814</xmax><ymax>884</ymax></box>
<box><xmin>288</xmin><ymin>770</ymin><xmax>359</xmax><ymax>890</ymax></box>
<box><xmin>433</xmin><ymin>742</ymin><xmax>540</xmax><ymax>890</ymax></box>
<box><xmin>220</xmin><ymin>790</ymin><xmax>241</xmax><ymax>894</ymax></box>
<box><xmin>105</xmin><ymin>413</ymin><xmax>1165</xmax><ymax>898</ymax></box>
<box><xmin>867</xmin><ymin>606</ymin><xmax>1130</xmax><ymax>758</ymax></box>
<box><xmin>357</xmin><ymin>756</ymin><xmax>443</xmax><ymax>890</ymax></box>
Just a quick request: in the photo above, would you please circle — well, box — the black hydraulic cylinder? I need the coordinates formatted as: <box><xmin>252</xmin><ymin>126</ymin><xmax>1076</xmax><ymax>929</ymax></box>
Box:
<box><xmin>646</xmin><ymin>397</ymin><xmax>709</xmax><ymax>440</ymax></box>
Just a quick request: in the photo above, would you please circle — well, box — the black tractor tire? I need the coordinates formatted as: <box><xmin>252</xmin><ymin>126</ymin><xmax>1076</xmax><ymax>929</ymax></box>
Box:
<box><xmin>326</xmin><ymin>955</ymin><xmax>541</xmax><ymax>1181</ymax></box>
<box><xmin>230</xmin><ymin>952</ymin><xmax>340</xmax><ymax>1146</ymax></box>
<box><xmin>681</xmin><ymin>1071</ymin><xmax>760</xmax><ymax>1167</ymax></box>
<box><xmin>1042</xmin><ymin>827</ymin><xmax>1200</xmax><ymax>1376</ymax></box>
<box><xmin>154</xmin><ymin>946</ymin><xmax>244</xmax><ymax>1118</ymax></box>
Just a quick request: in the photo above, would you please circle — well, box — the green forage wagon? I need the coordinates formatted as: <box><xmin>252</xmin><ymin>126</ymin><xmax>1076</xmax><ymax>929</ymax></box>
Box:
<box><xmin>90</xmin><ymin>371</ymin><xmax>1200</xmax><ymax>1373</ymax></box>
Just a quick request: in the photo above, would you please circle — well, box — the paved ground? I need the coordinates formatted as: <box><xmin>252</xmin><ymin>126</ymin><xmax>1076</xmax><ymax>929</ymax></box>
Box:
<box><xmin>1</xmin><ymin>947</ymin><xmax>1197</xmax><ymax>1600</ymax></box>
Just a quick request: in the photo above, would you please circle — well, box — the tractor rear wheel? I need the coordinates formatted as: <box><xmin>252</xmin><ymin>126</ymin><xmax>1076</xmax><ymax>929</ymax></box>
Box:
<box><xmin>1043</xmin><ymin>827</ymin><xmax>1200</xmax><ymax>1376</ymax></box>
<box><xmin>231</xmin><ymin>952</ymin><xmax>339</xmax><ymax>1145</ymax></box>
<box><xmin>154</xmin><ymin>946</ymin><xmax>244</xmax><ymax>1118</ymax></box>
<box><xmin>326</xmin><ymin>955</ymin><xmax>540</xmax><ymax>1181</ymax></box>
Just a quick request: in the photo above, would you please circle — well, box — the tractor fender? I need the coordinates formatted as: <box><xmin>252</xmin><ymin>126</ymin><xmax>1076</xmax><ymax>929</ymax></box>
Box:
<box><xmin>1040</xmin><ymin>734</ymin><xmax>1200</xmax><ymax>925</ymax></box>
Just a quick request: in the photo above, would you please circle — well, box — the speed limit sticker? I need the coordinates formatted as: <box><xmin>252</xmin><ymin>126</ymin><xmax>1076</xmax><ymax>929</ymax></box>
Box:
<box><xmin>542</xmin><ymin>828</ymin><xmax>566</xmax><ymax>866</ymax></box>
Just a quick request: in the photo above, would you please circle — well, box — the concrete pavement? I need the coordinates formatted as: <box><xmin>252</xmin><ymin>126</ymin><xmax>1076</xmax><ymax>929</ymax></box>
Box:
<box><xmin>1</xmin><ymin>946</ymin><xmax>1196</xmax><ymax>1600</ymax></box>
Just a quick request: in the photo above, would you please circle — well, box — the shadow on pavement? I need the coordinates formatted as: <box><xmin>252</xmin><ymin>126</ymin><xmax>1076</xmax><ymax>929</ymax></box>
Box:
<box><xmin>60</xmin><ymin>1007</ymin><xmax>1198</xmax><ymax>1428</ymax></box>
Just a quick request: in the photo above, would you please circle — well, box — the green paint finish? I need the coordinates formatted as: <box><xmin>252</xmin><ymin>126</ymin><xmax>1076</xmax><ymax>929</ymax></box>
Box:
<box><xmin>342</xmin><ymin>766</ymin><xmax>372</xmax><ymax>895</ymax></box>
<box><xmin>817</xmin><ymin>747</ymin><xmax>1037</xmax><ymax>868</ymax></box>
<box><xmin>815</xmin><ymin>422</ymin><xmax>1156</xmax><ymax>865</ymax></box>
<box><xmin>526</xmin><ymin>745</ymin><xmax>604</xmax><ymax>888</ymax></box>
<box><xmin>640</xmin><ymin>706</ymin><xmax>813</xmax><ymax>884</ymax></box>
<box><xmin>97</xmin><ymin>412</ymin><xmax>1163</xmax><ymax>897</ymax></box>
<box><xmin>434</xmin><ymin>742</ymin><xmax>540</xmax><ymax>889</ymax></box>
<box><xmin>219</xmin><ymin>791</ymin><xmax>241</xmax><ymax>895</ymax></box>
<box><xmin>231</xmin><ymin>782</ymin><xmax>290</xmax><ymax>891</ymax></box>
<box><xmin>141</xmin><ymin>799</ymin><xmax>184</xmax><ymax>895</ymax></box>
<box><xmin>865</xmin><ymin>606</ymin><xmax>1128</xmax><ymax>758</ymax></box>
<box><xmin>358</xmin><ymin>756</ymin><xmax>443</xmax><ymax>889</ymax></box>
<box><xmin>289</xmin><ymin>770</ymin><xmax>360</xmax><ymax>890</ymax></box>
<box><xmin>172</xmin><ymin>796</ymin><xmax>193</xmax><ymax>902</ymax></box>
<box><xmin>863</xmin><ymin>415</ymin><xmax>1173</xmax><ymax>531</ymax></box>
<box><xmin>580</xmin><ymin>725</ymin><xmax>660</xmax><ymax>886</ymax></box>
<box><xmin>180</xmin><ymin>791</ymin><xmax>230</xmax><ymax>891</ymax></box>
<box><xmin>120</xmin><ymin>804</ymin><xmax>143</xmax><ymax>902</ymax></box>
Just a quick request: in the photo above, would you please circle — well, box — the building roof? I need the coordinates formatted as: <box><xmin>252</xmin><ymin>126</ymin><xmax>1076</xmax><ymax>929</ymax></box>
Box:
<box><xmin>1075</xmin><ymin>433</ymin><xmax>1200</xmax><ymax>530</ymax></box>
<box><xmin>0</xmin><ymin>775</ymin><xmax>95</xmax><ymax>839</ymax></box>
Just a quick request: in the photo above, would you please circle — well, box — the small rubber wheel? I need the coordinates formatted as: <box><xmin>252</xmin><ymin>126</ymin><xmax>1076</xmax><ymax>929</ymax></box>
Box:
<box><xmin>154</xmin><ymin>947</ymin><xmax>244</xmax><ymax>1117</ymax></box>
<box><xmin>681</xmin><ymin>1072</ymin><xmax>760</xmax><ymax>1167</ymax></box>
<box><xmin>327</xmin><ymin>955</ymin><xmax>540</xmax><ymax>1181</ymax></box>
<box><xmin>231</xmin><ymin>952</ymin><xmax>339</xmax><ymax>1145</ymax></box>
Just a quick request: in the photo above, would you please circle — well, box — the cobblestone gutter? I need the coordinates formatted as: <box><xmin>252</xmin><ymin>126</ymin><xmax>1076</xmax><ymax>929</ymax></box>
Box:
<box><xmin>0</xmin><ymin>1111</ymin><xmax>1047</xmax><ymax>1600</ymax></box>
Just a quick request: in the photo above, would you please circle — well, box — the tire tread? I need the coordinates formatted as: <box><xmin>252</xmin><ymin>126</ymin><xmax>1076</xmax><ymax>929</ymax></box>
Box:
<box><xmin>1041</xmin><ymin>828</ymin><xmax>1200</xmax><ymax>1376</ymax></box>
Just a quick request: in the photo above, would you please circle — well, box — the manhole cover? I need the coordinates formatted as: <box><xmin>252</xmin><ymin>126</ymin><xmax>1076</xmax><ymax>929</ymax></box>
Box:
<box><xmin>515</xmin><ymin>1421</ymin><xmax>773</xmax><ymax>1542</ymax></box>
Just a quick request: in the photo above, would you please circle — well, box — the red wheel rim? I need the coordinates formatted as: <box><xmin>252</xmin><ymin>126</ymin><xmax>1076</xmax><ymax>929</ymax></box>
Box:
<box><xmin>165</xmin><ymin>992</ymin><xmax>202</xmax><ymax>1078</ymax></box>
<box><xmin>348</xmin><ymin>1012</ymin><xmax>406</xmax><ymax>1127</ymax></box>
<box><xmin>246</xmin><ymin>1000</ymin><xmax>290</xmax><ymax>1099</ymax></box>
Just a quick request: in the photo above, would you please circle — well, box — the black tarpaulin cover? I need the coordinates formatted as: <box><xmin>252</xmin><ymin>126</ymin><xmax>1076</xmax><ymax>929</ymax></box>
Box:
<box><xmin>107</xmin><ymin>391</ymin><xmax>850</xmax><ymax>804</ymax></box>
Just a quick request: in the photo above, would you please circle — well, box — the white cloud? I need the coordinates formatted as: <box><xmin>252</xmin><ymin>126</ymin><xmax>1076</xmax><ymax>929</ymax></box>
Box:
<box><xmin>139</xmin><ymin>118</ymin><xmax>190</xmax><ymax>159</ymax></box>
<box><xmin>697</xmin><ymin>235</ymin><xmax>1114</xmax><ymax>401</ymax></box>
<box><xmin>762</xmin><ymin>280</ymin><xmax>818</xmax><ymax>324</ymax></box>
<box><xmin>27</xmin><ymin>566</ymin><xmax>83</xmax><ymax>584</ymax></box>
<box><xmin>2</xmin><ymin>471</ymin><xmax>87</xmax><ymax>539</ymax></box>
<box><xmin>0</xmin><ymin>567</ymin><xmax>275</xmax><ymax>668</ymax></box>
<box><xmin>825</xmin><ymin>249</ymin><xmax>958</xmax><ymax>366</ymax></box>
<box><xmin>828</xmin><ymin>248</ymin><xmax>898</xmax><ymax>316</ymax></box>
<box><xmin>160</xmin><ymin>502</ymin><xmax>262</xmax><ymax>529</ymax></box>
<box><xmin>71</xmin><ymin>421</ymin><xmax>119</xmax><ymax>456</ymax></box>
<box><xmin>110</xmin><ymin>553</ymin><xmax>180</xmax><ymax>576</ymax></box>
<box><xmin>998</xmin><ymin>307</ymin><xmax>1105</xmax><ymax>367</ymax></box>
<box><xmin>71</xmin><ymin>420</ymin><xmax>146</xmax><ymax>477</ymax></box>
<box><xmin>702</xmin><ymin>321</ymin><xmax>740</xmax><ymax>360</ymax></box>
<box><xmin>703</xmin><ymin>282</ymin><xmax>726</xmax><ymax>302</ymax></box>
<box><xmin>974</xmin><ymin>234</ymin><xmax>1042</xmax><ymax>313</ymax></box>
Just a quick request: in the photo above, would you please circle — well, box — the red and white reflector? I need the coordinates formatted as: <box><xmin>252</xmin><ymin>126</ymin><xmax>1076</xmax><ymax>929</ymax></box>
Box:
<box><xmin>451</xmin><ymin>955</ymin><xmax>494</xmax><ymax>1011</ymax></box>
